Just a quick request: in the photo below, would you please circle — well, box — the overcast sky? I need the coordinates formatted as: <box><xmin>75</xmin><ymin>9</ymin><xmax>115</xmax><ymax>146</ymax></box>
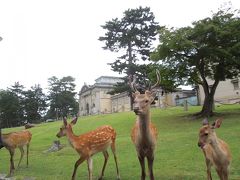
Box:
<box><xmin>0</xmin><ymin>0</ymin><xmax>239</xmax><ymax>92</ymax></box>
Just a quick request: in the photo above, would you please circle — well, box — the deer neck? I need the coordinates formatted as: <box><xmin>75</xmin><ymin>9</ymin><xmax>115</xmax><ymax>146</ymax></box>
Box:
<box><xmin>65</xmin><ymin>126</ymin><xmax>78</xmax><ymax>147</ymax></box>
<box><xmin>209</xmin><ymin>133</ymin><xmax>226</xmax><ymax>157</ymax></box>
<box><xmin>138</xmin><ymin>110</ymin><xmax>151</xmax><ymax>138</ymax></box>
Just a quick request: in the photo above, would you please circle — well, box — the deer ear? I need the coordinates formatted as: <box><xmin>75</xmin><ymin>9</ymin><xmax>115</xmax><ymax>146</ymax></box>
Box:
<box><xmin>71</xmin><ymin>116</ymin><xmax>78</xmax><ymax>125</ymax></box>
<box><xmin>202</xmin><ymin>118</ymin><xmax>209</xmax><ymax>126</ymax></box>
<box><xmin>212</xmin><ymin>119</ymin><xmax>223</xmax><ymax>129</ymax></box>
<box><xmin>145</xmin><ymin>90</ymin><xmax>157</xmax><ymax>103</ymax></box>
<box><xmin>63</xmin><ymin>117</ymin><xmax>67</xmax><ymax>127</ymax></box>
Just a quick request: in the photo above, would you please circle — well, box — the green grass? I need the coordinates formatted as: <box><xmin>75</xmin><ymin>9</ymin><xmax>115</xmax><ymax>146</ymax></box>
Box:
<box><xmin>0</xmin><ymin>105</ymin><xmax>240</xmax><ymax>180</ymax></box>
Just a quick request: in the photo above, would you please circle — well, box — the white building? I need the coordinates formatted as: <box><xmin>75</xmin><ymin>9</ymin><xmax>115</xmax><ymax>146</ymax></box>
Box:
<box><xmin>78</xmin><ymin>76</ymin><xmax>123</xmax><ymax>116</ymax></box>
<box><xmin>198</xmin><ymin>78</ymin><xmax>240</xmax><ymax>104</ymax></box>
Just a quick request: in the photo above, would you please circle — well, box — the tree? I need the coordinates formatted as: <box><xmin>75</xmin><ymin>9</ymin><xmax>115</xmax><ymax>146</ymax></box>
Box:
<box><xmin>7</xmin><ymin>82</ymin><xmax>25</xmax><ymax>121</ymax></box>
<box><xmin>151</xmin><ymin>6</ymin><xmax>240</xmax><ymax>117</ymax></box>
<box><xmin>99</xmin><ymin>6</ymin><xmax>160</xmax><ymax>108</ymax></box>
<box><xmin>0</xmin><ymin>90</ymin><xmax>21</xmax><ymax>127</ymax></box>
<box><xmin>47</xmin><ymin>76</ymin><xmax>78</xmax><ymax>119</ymax></box>
<box><xmin>22</xmin><ymin>84</ymin><xmax>47</xmax><ymax>123</ymax></box>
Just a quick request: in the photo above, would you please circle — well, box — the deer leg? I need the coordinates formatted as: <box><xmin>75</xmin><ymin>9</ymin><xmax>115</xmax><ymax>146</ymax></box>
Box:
<box><xmin>215</xmin><ymin>168</ymin><xmax>224</xmax><ymax>180</ymax></box>
<box><xmin>222</xmin><ymin>168</ymin><xmax>229</xmax><ymax>180</ymax></box>
<box><xmin>205</xmin><ymin>158</ymin><xmax>212</xmax><ymax>180</ymax></box>
<box><xmin>72</xmin><ymin>156</ymin><xmax>86</xmax><ymax>180</ymax></box>
<box><xmin>147</xmin><ymin>153</ymin><xmax>155</xmax><ymax>180</ymax></box>
<box><xmin>27</xmin><ymin>143</ymin><xmax>30</xmax><ymax>167</ymax></box>
<box><xmin>111</xmin><ymin>142</ymin><xmax>120</xmax><ymax>180</ymax></box>
<box><xmin>7</xmin><ymin>149</ymin><xmax>15</xmax><ymax>177</ymax></box>
<box><xmin>17</xmin><ymin>147</ymin><xmax>24</xmax><ymax>168</ymax></box>
<box><xmin>98</xmin><ymin>151</ymin><xmax>109</xmax><ymax>180</ymax></box>
<box><xmin>217</xmin><ymin>166</ymin><xmax>229</xmax><ymax>180</ymax></box>
<box><xmin>138</xmin><ymin>154</ymin><xmax>146</xmax><ymax>180</ymax></box>
<box><xmin>87</xmin><ymin>157</ymin><xmax>93</xmax><ymax>180</ymax></box>
<box><xmin>224</xmin><ymin>166</ymin><xmax>230</xmax><ymax>180</ymax></box>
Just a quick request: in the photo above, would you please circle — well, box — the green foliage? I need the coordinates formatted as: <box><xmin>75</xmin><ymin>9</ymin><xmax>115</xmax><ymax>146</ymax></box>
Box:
<box><xmin>0</xmin><ymin>90</ymin><xmax>21</xmax><ymax>127</ymax></box>
<box><xmin>22</xmin><ymin>84</ymin><xmax>47</xmax><ymax>123</ymax></box>
<box><xmin>47</xmin><ymin>76</ymin><xmax>78</xmax><ymax>119</ymax></box>
<box><xmin>0</xmin><ymin>105</ymin><xmax>240</xmax><ymax>179</ymax></box>
<box><xmin>99</xmin><ymin>6</ymin><xmax>160</xmax><ymax>94</ymax></box>
<box><xmin>151</xmin><ymin>6</ymin><xmax>240</xmax><ymax>117</ymax></box>
<box><xmin>0</xmin><ymin>83</ymin><xmax>48</xmax><ymax>127</ymax></box>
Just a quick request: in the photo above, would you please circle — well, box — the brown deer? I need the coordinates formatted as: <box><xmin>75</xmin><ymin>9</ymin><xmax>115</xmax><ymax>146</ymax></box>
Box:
<box><xmin>129</xmin><ymin>71</ymin><xmax>160</xmax><ymax>180</ymax></box>
<box><xmin>56</xmin><ymin>117</ymin><xmax>120</xmax><ymax>180</ymax></box>
<box><xmin>0</xmin><ymin>129</ymin><xmax>4</xmax><ymax>149</ymax></box>
<box><xmin>0</xmin><ymin>129</ymin><xmax>32</xmax><ymax>177</ymax></box>
<box><xmin>198</xmin><ymin>118</ymin><xmax>231</xmax><ymax>180</ymax></box>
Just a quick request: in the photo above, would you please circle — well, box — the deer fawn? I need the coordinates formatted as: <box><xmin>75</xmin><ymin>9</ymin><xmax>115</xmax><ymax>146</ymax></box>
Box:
<box><xmin>198</xmin><ymin>118</ymin><xmax>231</xmax><ymax>180</ymax></box>
<box><xmin>0</xmin><ymin>129</ymin><xmax>32</xmax><ymax>177</ymax></box>
<box><xmin>56</xmin><ymin>117</ymin><xmax>120</xmax><ymax>180</ymax></box>
<box><xmin>129</xmin><ymin>71</ymin><xmax>160</xmax><ymax>180</ymax></box>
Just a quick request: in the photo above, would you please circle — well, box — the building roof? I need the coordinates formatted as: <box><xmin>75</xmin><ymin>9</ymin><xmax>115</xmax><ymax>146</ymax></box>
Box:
<box><xmin>79</xmin><ymin>76</ymin><xmax>123</xmax><ymax>94</ymax></box>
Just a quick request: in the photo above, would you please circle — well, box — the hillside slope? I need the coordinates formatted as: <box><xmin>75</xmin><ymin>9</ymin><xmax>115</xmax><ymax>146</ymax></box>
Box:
<box><xmin>0</xmin><ymin>105</ymin><xmax>240</xmax><ymax>180</ymax></box>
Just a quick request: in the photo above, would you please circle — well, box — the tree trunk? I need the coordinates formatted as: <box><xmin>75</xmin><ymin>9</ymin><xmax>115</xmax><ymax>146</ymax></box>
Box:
<box><xmin>128</xmin><ymin>41</ymin><xmax>134</xmax><ymax>111</ymax></box>
<box><xmin>200</xmin><ymin>93</ymin><xmax>214</xmax><ymax>117</ymax></box>
<box><xmin>196</xmin><ymin>79</ymin><xmax>219</xmax><ymax>118</ymax></box>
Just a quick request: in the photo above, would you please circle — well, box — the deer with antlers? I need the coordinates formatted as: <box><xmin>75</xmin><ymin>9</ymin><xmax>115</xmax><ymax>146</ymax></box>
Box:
<box><xmin>0</xmin><ymin>129</ymin><xmax>32</xmax><ymax>177</ymax></box>
<box><xmin>198</xmin><ymin>118</ymin><xmax>231</xmax><ymax>180</ymax></box>
<box><xmin>129</xmin><ymin>70</ymin><xmax>160</xmax><ymax>180</ymax></box>
<box><xmin>56</xmin><ymin>117</ymin><xmax>120</xmax><ymax>180</ymax></box>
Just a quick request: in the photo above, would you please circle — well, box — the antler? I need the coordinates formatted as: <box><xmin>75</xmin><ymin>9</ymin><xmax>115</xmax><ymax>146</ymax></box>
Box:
<box><xmin>149</xmin><ymin>69</ymin><xmax>161</xmax><ymax>90</ymax></box>
<box><xmin>128</xmin><ymin>74</ymin><xmax>138</xmax><ymax>92</ymax></box>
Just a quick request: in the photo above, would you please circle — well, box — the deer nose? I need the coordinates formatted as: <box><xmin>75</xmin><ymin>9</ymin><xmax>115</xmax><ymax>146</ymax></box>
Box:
<box><xmin>197</xmin><ymin>142</ymin><xmax>202</xmax><ymax>147</ymax></box>
<box><xmin>133</xmin><ymin>107</ymin><xmax>140</xmax><ymax>114</ymax></box>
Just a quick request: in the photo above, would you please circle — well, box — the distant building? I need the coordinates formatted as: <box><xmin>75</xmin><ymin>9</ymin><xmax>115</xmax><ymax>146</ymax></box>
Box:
<box><xmin>78</xmin><ymin>76</ymin><xmax>123</xmax><ymax>116</ymax></box>
<box><xmin>111</xmin><ymin>92</ymin><xmax>131</xmax><ymax>113</ymax></box>
<box><xmin>79</xmin><ymin>76</ymin><xmax>199</xmax><ymax>116</ymax></box>
<box><xmin>198</xmin><ymin>78</ymin><xmax>240</xmax><ymax>104</ymax></box>
<box><xmin>156</xmin><ymin>89</ymin><xmax>197</xmax><ymax>107</ymax></box>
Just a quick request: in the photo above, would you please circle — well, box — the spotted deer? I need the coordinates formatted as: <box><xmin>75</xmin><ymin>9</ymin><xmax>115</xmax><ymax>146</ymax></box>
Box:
<box><xmin>129</xmin><ymin>70</ymin><xmax>160</xmax><ymax>180</ymax></box>
<box><xmin>56</xmin><ymin>117</ymin><xmax>120</xmax><ymax>180</ymax></box>
<box><xmin>198</xmin><ymin>118</ymin><xmax>231</xmax><ymax>180</ymax></box>
<box><xmin>0</xmin><ymin>129</ymin><xmax>32</xmax><ymax>177</ymax></box>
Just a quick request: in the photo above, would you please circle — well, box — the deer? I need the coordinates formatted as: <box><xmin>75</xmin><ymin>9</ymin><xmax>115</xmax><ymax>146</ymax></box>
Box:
<box><xmin>0</xmin><ymin>129</ymin><xmax>4</xmax><ymax>149</ymax></box>
<box><xmin>198</xmin><ymin>118</ymin><xmax>231</xmax><ymax>180</ymax></box>
<box><xmin>0</xmin><ymin>129</ymin><xmax>32</xmax><ymax>177</ymax></box>
<box><xmin>56</xmin><ymin>117</ymin><xmax>120</xmax><ymax>180</ymax></box>
<box><xmin>129</xmin><ymin>70</ymin><xmax>160</xmax><ymax>180</ymax></box>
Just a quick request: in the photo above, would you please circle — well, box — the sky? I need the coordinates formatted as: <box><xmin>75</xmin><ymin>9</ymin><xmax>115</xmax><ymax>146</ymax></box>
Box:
<box><xmin>0</xmin><ymin>0</ymin><xmax>239</xmax><ymax>93</ymax></box>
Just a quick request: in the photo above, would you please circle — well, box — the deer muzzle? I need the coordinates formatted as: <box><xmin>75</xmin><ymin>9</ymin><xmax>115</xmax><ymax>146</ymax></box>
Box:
<box><xmin>133</xmin><ymin>107</ymin><xmax>140</xmax><ymax>115</ymax></box>
<box><xmin>198</xmin><ymin>141</ymin><xmax>205</xmax><ymax>149</ymax></box>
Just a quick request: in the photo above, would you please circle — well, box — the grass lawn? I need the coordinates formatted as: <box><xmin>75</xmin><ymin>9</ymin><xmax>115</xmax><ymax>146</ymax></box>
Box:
<box><xmin>0</xmin><ymin>105</ymin><xmax>240</xmax><ymax>180</ymax></box>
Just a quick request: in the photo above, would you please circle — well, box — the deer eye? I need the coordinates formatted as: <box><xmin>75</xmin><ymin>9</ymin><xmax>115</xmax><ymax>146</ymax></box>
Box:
<box><xmin>145</xmin><ymin>100</ymin><xmax>149</xmax><ymax>103</ymax></box>
<box><xmin>204</xmin><ymin>133</ymin><xmax>208</xmax><ymax>136</ymax></box>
